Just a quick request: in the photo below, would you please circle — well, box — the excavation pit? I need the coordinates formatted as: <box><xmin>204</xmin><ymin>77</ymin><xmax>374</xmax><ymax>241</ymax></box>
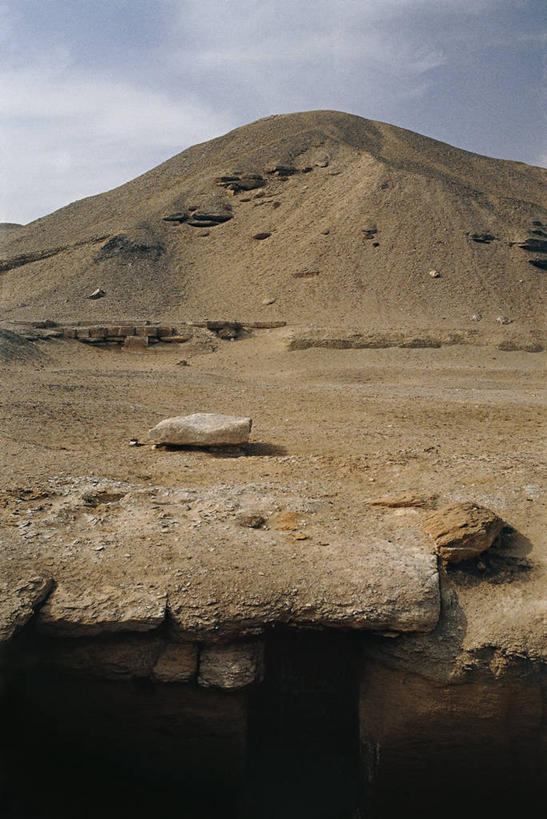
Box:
<box><xmin>1</xmin><ymin>625</ymin><xmax>543</xmax><ymax>818</ymax></box>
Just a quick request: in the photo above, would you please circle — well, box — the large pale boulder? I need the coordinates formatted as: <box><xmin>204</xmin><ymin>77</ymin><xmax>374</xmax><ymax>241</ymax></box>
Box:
<box><xmin>148</xmin><ymin>412</ymin><xmax>252</xmax><ymax>446</ymax></box>
<box><xmin>423</xmin><ymin>502</ymin><xmax>504</xmax><ymax>563</ymax></box>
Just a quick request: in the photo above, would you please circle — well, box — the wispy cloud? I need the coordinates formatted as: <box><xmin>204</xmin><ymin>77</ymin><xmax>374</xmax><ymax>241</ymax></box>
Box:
<box><xmin>0</xmin><ymin>0</ymin><xmax>545</xmax><ymax>223</ymax></box>
<box><xmin>0</xmin><ymin>67</ymin><xmax>231</xmax><ymax>223</ymax></box>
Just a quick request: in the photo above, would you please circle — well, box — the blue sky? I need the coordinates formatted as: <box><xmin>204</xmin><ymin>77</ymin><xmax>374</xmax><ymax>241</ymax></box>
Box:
<box><xmin>1</xmin><ymin>0</ymin><xmax>545</xmax><ymax>224</ymax></box>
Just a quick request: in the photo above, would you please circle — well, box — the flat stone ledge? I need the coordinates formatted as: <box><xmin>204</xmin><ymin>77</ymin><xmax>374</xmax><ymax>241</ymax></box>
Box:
<box><xmin>38</xmin><ymin>584</ymin><xmax>167</xmax><ymax>637</ymax></box>
<box><xmin>0</xmin><ymin>574</ymin><xmax>53</xmax><ymax>643</ymax></box>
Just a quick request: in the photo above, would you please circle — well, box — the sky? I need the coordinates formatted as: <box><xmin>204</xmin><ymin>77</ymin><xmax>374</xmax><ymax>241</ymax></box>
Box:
<box><xmin>1</xmin><ymin>0</ymin><xmax>545</xmax><ymax>224</ymax></box>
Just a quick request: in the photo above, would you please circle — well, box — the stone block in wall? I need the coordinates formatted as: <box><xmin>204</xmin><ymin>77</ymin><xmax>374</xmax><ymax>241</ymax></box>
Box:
<box><xmin>107</xmin><ymin>325</ymin><xmax>135</xmax><ymax>337</ymax></box>
<box><xmin>123</xmin><ymin>335</ymin><xmax>148</xmax><ymax>351</ymax></box>
<box><xmin>89</xmin><ymin>326</ymin><xmax>107</xmax><ymax>338</ymax></box>
<box><xmin>45</xmin><ymin>633</ymin><xmax>163</xmax><ymax>679</ymax></box>
<box><xmin>134</xmin><ymin>325</ymin><xmax>157</xmax><ymax>336</ymax></box>
<box><xmin>160</xmin><ymin>333</ymin><xmax>193</xmax><ymax>343</ymax></box>
<box><xmin>198</xmin><ymin>640</ymin><xmax>264</xmax><ymax>689</ymax></box>
<box><xmin>152</xmin><ymin>643</ymin><xmax>198</xmax><ymax>682</ymax></box>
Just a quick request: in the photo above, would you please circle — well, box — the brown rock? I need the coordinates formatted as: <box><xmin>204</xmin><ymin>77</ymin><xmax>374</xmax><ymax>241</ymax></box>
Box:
<box><xmin>160</xmin><ymin>334</ymin><xmax>193</xmax><ymax>343</ymax></box>
<box><xmin>423</xmin><ymin>502</ymin><xmax>504</xmax><ymax>563</ymax></box>
<box><xmin>236</xmin><ymin>510</ymin><xmax>267</xmax><ymax>528</ymax></box>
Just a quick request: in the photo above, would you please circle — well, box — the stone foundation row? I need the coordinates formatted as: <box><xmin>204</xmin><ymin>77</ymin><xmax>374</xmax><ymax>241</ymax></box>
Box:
<box><xmin>26</xmin><ymin>633</ymin><xmax>264</xmax><ymax>690</ymax></box>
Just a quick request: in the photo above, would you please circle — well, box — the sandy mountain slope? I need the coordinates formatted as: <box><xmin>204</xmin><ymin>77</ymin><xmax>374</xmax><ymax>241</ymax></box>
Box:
<box><xmin>1</xmin><ymin>110</ymin><xmax>545</xmax><ymax>329</ymax></box>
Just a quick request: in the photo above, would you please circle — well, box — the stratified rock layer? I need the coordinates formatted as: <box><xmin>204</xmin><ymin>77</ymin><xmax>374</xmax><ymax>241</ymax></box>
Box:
<box><xmin>38</xmin><ymin>583</ymin><xmax>167</xmax><ymax>636</ymax></box>
<box><xmin>0</xmin><ymin>573</ymin><xmax>53</xmax><ymax>642</ymax></box>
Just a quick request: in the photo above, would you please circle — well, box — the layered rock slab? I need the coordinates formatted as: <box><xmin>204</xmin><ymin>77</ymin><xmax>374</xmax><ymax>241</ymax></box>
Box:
<box><xmin>38</xmin><ymin>584</ymin><xmax>167</xmax><ymax>636</ymax></box>
<box><xmin>1</xmin><ymin>479</ymin><xmax>440</xmax><ymax>642</ymax></box>
<box><xmin>0</xmin><ymin>573</ymin><xmax>53</xmax><ymax>642</ymax></box>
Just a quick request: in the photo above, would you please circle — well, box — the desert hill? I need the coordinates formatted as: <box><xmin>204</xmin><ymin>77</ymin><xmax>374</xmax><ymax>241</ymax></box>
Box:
<box><xmin>1</xmin><ymin>110</ymin><xmax>545</xmax><ymax>329</ymax></box>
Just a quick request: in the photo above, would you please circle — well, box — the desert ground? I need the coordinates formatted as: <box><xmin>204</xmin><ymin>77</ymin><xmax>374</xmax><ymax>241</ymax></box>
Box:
<box><xmin>1</xmin><ymin>326</ymin><xmax>545</xmax><ymax>817</ymax></box>
<box><xmin>0</xmin><ymin>111</ymin><xmax>545</xmax><ymax>817</ymax></box>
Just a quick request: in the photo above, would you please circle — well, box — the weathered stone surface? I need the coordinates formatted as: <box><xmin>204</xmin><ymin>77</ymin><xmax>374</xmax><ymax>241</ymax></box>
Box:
<box><xmin>38</xmin><ymin>584</ymin><xmax>167</xmax><ymax>636</ymax></box>
<box><xmin>423</xmin><ymin>502</ymin><xmax>504</xmax><ymax>563</ymax></box>
<box><xmin>1</xmin><ymin>478</ymin><xmax>442</xmax><ymax>643</ymax></box>
<box><xmin>0</xmin><ymin>574</ymin><xmax>53</xmax><ymax>642</ymax></box>
<box><xmin>398</xmin><ymin>337</ymin><xmax>441</xmax><ymax>349</ymax></box>
<box><xmin>160</xmin><ymin>333</ymin><xmax>193</xmax><ymax>343</ymax></box>
<box><xmin>359</xmin><ymin>656</ymin><xmax>544</xmax><ymax>814</ymax></box>
<box><xmin>46</xmin><ymin>634</ymin><xmax>163</xmax><ymax>679</ymax></box>
<box><xmin>123</xmin><ymin>334</ymin><xmax>148</xmax><ymax>350</ymax></box>
<box><xmin>198</xmin><ymin>640</ymin><xmax>264</xmax><ymax>689</ymax></box>
<box><xmin>206</xmin><ymin>320</ymin><xmax>241</xmax><ymax>339</ymax></box>
<box><xmin>152</xmin><ymin>642</ymin><xmax>198</xmax><ymax>682</ymax></box>
<box><xmin>163</xmin><ymin>211</ymin><xmax>189</xmax><ymax>223</ymax></box>
<box><xmin>284</xmin><ymin>327</ymin><xmax>484</xmax><ymax>351</ymax></box>
<box><xmin>265</xmin><ymin>164</ymin><xmax>298</xmax><ymax>176</ymax></box>
<box><xmin>148</xmin><ymin>412</ymin><xmax>252</xmax><ymax>446</ymax></box>
<box><xmin>368</xmin><ymin>493</ymin><xmax>438</xmax><ymax>509</ymax></box>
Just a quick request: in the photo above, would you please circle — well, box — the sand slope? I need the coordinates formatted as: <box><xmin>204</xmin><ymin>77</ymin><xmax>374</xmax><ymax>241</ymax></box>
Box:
<box><xmin>1</xmin><ymin>110</ymin><xmax>545</xmax><ymax>328</ymax></box>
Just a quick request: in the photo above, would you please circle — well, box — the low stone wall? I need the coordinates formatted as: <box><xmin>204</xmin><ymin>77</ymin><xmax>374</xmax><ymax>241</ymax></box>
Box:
<box><xmin>61</xmin><ymin>323</ymin><xmax>188</xmax><ymax>344</ymax></box>
<box><xmin>7</xmin><ymin>319</ymin><xmax>287</xmax><ymax>347</ymax></box>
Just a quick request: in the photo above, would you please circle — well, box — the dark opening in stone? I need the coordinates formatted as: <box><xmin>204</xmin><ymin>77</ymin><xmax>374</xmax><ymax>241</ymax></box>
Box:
<box><xmin>246</xmin><ymin>629</ymin><xmax>361</xmax><ymax>818</ymax></box>
<box><xmin>1</xmin><ymin>637</ymin><xmax>246</xmax><ymax>818</ymax></box>
<box><xmin>1</xmin><ymin>626</ymin><xmax>543</xmax><ymax>819</ymax></box>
